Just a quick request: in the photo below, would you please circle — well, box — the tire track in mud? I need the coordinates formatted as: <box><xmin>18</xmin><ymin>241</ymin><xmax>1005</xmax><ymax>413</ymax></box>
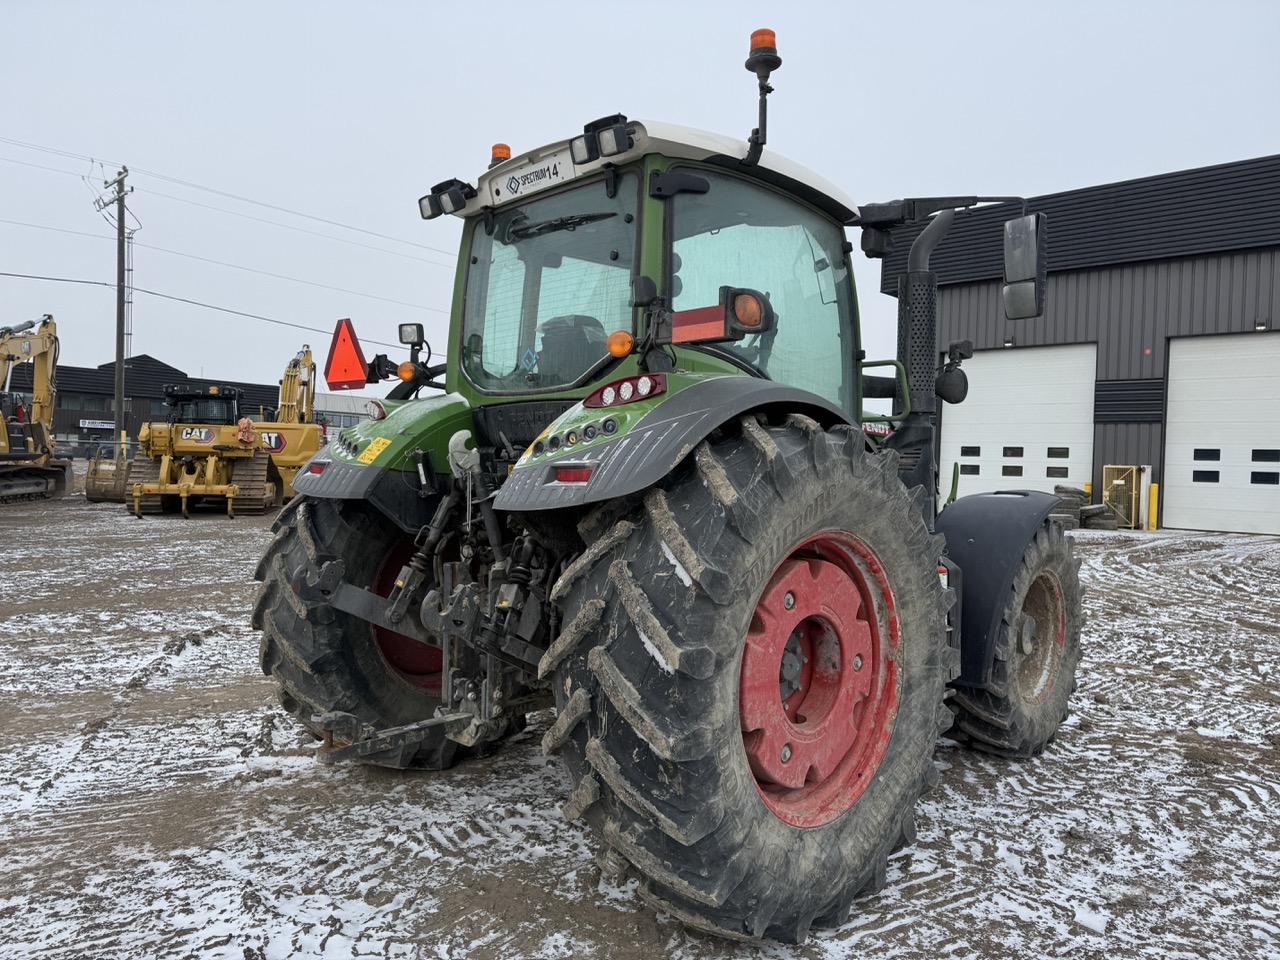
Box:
<box><xmin>877</xmin><ymin>529</ymin><xmax>1280</xmax><ymax>960</ymax></box>
<box><xmin>4</xmin><ymin>499</ymin><xmax>1280</xmax><ymax>959</ymax></box>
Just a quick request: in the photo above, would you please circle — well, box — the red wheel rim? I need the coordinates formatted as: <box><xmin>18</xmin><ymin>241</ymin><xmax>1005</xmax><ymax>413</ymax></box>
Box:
<box><xmin>739</xmin><ymin>531</ymin><xmax>899</xmax><ymax>828</ymax></box>
<box><xmin>372</xmin><ymin>539</ymin><xmax>443</xmax><ymax>691</ymax></box>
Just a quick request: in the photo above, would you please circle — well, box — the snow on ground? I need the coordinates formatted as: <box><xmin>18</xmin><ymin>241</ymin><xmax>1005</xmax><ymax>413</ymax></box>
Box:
<box><xmin>1</xmin><ymin>498</ymin><xmax>1277</xmax><ymax>959</ymax></box>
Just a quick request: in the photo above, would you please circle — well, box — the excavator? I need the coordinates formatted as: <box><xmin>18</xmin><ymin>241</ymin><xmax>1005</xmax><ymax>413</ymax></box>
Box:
<box><xmin>123</xmin><ymin>345</ymin><xmax>321</xmax><ymax>517</ymax></box>
<box><xmin>1</xmin><ymin>315</ymin><xmax>73</xmax><ymax>503</ymax></box>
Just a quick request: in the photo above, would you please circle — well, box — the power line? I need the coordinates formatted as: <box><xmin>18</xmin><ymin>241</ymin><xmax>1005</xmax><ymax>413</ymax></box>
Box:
<box><xmin>134</xmin><ymin>186</ymin><xmax>455</xmax><ymax>266</ymax></box>
<box><xmin>0</xmin><ymin>270</ymin><xmax>442</xmax><ymax>356</ymax></box>
<box><xmin>0</xmin><ymin>136</ymin><xmax>457</xmax><ymax>257</ymax></box>
<box><xmin>0</xmin><ymin>152</ymin><xmax>455</xmax><ymax>267</ymax></box>
<box><xmin>0</xmin><ymin>217</ymin><xmax>446</xmax><ymax>312</ymax></box>
<box><xmin>0</xmin><ymin>155</ymin><xmax>88</xmax><ymax>179</ymax></box>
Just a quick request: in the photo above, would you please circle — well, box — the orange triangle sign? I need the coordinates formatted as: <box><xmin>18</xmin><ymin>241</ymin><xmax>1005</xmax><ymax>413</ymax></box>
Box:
<box><xmin>324</xmin><ymin>318</ymin><xmax>370</xmax><ymax>390</ymax></box>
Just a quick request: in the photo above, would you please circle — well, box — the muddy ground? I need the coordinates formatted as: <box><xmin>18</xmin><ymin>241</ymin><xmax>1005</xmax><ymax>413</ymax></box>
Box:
<box><xmin>2</xmin><ymin>482</ymin><xmax>1278</xmax><ymax>959</ymax></box>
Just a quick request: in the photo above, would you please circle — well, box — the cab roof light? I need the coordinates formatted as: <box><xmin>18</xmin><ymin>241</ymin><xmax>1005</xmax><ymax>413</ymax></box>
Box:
<box><xmin>571</xmin><ymin>114</ymin><xmax>632</xmax><ymax>165</ymax></box>
<box><xmin>743</xmin><ymin>29</ymin><xmax>781</xmax><ymax>167</ymax></box>
<box><xmin>583</xmin><ymin>373</ymin><xmax>666</xmax><ymax>409</ymax></box>
<box><xmin>419</xmin><ymin>178</ymin><xmax>477</xmax><ymax>219</ymax></box>
<box><xmin>490</xmin><ymin>143</ymin><xmax>512</xmax><ymax>168</ymax></box>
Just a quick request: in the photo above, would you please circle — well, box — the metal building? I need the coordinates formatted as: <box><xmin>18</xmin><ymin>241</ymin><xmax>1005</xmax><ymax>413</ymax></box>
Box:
<box><xmin>880</xmin><ymin>154</ymin><xmax>1280</xmax><ymax>535</ymax></box>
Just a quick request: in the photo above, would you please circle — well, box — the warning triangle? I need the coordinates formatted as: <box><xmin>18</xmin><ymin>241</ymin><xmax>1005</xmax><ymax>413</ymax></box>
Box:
<box><xmin>324</xmin><ymin>318</ymin><xmax>370</xmax><ymax>390</ymax></box>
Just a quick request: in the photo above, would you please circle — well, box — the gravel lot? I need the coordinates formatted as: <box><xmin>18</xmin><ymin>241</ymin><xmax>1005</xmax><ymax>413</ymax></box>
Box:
<box><xmin>2</xmin><ymin>487</ymin><xmax>1278</xmax><ymax>959</ymax></box>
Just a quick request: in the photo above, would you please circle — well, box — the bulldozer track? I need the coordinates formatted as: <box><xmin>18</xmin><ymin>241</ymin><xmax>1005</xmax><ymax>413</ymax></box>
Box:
<box><xmin>124</xmin><ymin>454</ymin><xmax>164</xmax><ymax>515</ymax></box>
<box><xmin>230</xmin><ymin>450</ymin><xmax>274</xmax><ymax>516</ymax></box>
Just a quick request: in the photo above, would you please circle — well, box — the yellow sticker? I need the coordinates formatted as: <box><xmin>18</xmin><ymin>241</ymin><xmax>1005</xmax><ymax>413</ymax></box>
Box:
<box><xmin>357</xmin><ymin>436</ymin><xmax>393</xmax><ymax>464</ymax></box>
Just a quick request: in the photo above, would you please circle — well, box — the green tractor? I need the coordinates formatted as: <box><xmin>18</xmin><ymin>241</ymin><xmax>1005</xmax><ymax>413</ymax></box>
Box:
<box><xmin>252</xmin><ymin>30</ymin><xmax>1082</xmax><ymax>942</ymax></box>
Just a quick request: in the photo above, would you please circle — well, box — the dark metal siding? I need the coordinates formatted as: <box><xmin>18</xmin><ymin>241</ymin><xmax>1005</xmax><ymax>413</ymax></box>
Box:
<box><xmin>1094</xmin><ymin>423</ymin><xmax>1163</xmax><ymax>482</ymax></box>
<box><xmin>878</xmin><ymin>154</ymin><xmax>1280</xmax><ymax>293</ymax></box>
<box><xmin>938</xmin><ymin>248</ymin><xmax>1280</xmax><ymax>373</ymax></box>
<box><xmin>1095</xmin><ymin>380</ymin><xmax>1165</xmax><ymax>423</ymax></box>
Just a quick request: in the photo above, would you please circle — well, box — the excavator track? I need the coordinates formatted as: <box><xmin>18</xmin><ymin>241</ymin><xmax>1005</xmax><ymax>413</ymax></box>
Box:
<box><xmin>230</xmin><ymin>449</ymin><xmax>275</xmax><ymax>516</ymax></box>
<box><xmin>0</xmin><ymin>467</ymin><xmax>67</xmax><ymax>504</ymax></box>
<box><xmin>124</xmin><ymin>452</ymin><xmax>164</xmax><ymax>515</ymax></box>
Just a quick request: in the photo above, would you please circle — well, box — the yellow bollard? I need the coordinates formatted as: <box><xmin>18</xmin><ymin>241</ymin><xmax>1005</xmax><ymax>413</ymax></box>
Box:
<box><xmin>1148</xmin><ymin>483</ymin><xmax>1159</xmax><ymax>531</ymax></box>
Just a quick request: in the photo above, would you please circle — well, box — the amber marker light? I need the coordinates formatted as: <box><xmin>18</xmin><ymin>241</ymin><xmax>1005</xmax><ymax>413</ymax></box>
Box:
<box><xmin>607</xmin><ymin>330</ymin><xmax>634</xmax><ymax>358</ymax></box>
<box><xmin>735</xmin><ymin>293</ymin><xmax>764</xmax><ymax>328</ymax></box>
<box><xmin>750</xmin><ymin>28</ymin><xmax>776</xmax><ymax>52</ymax></box>
<box><xmin>397</xmin><ymin>361</ymin><xmax>417</xmax><ymax>382</ymax></box>
<box><xmin>491</xmin><ymin>143</ymin><xmax>511</xmax><ymax>163</ymax></box>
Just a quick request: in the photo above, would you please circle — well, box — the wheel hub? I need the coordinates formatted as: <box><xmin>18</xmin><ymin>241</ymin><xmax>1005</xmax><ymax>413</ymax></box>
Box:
<box><xmin>1015</xmin><ymin>572</ymin><xmax>1066</xmax><ymax>703</ymax></box>
<box><xmin>739</xmin><ymin>532</ymin><xmax>899</xmax><ymax>828</ymax></box>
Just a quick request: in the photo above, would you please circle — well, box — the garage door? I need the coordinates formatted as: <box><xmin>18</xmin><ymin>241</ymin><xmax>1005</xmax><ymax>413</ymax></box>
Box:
<box><xmin>1163</xmin><ymin>333</ymin><xmax>1280</xmax><ymax>535</ymax></box>
<box><xmin>939</xmin><ymin>344</ymin><xmax>1096</xmax><ymax>500</ymax></box>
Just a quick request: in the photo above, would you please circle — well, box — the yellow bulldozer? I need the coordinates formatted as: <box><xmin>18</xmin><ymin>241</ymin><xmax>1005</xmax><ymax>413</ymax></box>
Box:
<box><xmin>1</xmin><ymin>315</ymin><xmax>73</xmax><ymax>503</ymax></box>
<box><xmin>124</xmin><ymin>346</ymin><xmax>322</xmax><ymax>517</ymax></box>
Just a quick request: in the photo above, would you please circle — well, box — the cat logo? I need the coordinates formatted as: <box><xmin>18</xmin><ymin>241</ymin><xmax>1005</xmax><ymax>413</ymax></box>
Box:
<box><xmin>180</xmin><ymin>427</ymin><xmax>216</xmax><ymax>443</ymax></box>
<box><xmin>261</xmin><ymin>432</ymin><xmax>287</xmax><ymax>453</ymax></box>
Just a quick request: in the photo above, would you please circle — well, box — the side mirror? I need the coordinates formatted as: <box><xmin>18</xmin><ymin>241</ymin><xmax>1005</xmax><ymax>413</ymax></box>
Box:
<box><xmin>632</xmin><ymin>275</ymin><xmax>659</xmax><ymax>308</ymax></box>
<box><xmin>1002</xmin><ymin>213</ymin><xmax>1047</xmax><ymax>320</ymax></box>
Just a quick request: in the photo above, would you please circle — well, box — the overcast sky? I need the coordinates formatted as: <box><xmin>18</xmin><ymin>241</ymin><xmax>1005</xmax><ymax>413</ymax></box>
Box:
<box><xmin>4</xmin><ymin>1</ymin><xmax>1278</xmax><ymax>396</ymax></box>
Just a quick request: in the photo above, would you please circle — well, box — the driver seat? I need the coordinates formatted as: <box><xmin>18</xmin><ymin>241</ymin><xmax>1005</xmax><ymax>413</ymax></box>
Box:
<box><xmin>538</xmin><ymin>315</ymin><xmax>607</xmax><ymax>385</ymax></box>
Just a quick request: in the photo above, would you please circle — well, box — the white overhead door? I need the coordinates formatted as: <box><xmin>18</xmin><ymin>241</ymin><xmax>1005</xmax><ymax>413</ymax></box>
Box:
<box><xmin>939</xmin><ymin>344</ymin><xmax>1097</xmax><ymax>500</ymax></box>
<box><xmin>1164</xmin><ymin>333</ymin><xmax>1280</xmax><ymax>535</ymax></box>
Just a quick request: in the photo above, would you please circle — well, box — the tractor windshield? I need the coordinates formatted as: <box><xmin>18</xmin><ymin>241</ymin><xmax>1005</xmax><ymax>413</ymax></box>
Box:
<box><xmin>461</xmin><ymin>171</ymin><xmax>640</xmax><ymax>394</ymax></box>
<box><xmin>668</xmin><ymin>167</ymin><xmax>857</xmax><ymax>416</ymax></box>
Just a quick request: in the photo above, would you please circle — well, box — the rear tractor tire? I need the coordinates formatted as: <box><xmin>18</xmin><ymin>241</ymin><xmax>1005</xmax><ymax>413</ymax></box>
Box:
<box><xmin>542</xmin><ymin>415</ymin><xmax>956</xmax><ymax>942</ymax></box>
<box><xmin>949</xmin><ymin>521</ymin><xmax>1083</xmax><ymax>756</ymax></box>
<box><xmin>252</xmin><ymin>496</ymin><xmax>459</xmax><ymax>769</ymax></box>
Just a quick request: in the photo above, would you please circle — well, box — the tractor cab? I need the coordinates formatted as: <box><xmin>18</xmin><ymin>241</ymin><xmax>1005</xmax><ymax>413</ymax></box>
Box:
<box><xmin>426</xmin><ymin>110</ymin><xmax>864</xmax><ymax>421</ymax></box>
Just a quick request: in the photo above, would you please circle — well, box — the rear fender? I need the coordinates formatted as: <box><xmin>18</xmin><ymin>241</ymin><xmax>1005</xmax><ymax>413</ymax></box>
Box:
<box><xmin>494</xmin><ymin>375</ymin><xmax>847</xmax><ymax>512</ymax></box>
<box><xmin>291</xmin><ymin>393</ymin><xmax>474</xmax><ymax>533</ymax></box>
<box><xmin>936</xmin><ymin>490</ymin><xmax>1061</xmax><ymax>687</ymax></box>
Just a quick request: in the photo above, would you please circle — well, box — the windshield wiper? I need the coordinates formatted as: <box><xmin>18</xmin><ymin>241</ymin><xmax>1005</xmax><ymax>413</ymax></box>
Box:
<box><xmin>507</xmin><ymin>211</ymin><xmax>616</xmax><ymax>240</ymax></box>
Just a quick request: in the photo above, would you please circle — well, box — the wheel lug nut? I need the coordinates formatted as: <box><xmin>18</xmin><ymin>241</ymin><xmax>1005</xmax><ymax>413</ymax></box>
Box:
<box><xmin>784</xmin><ymin>592</ymin><xmax>795</xmax><ymax>610</ymax></box>
<box><xmin>853</xmin><ymin>655</ymin><xmax>863</xmax><ymax>671</ymax></box>
<box><xmin>781</xmin><ymin>744</ymin><xmax>792</xmax><ymax>763</ymax></box>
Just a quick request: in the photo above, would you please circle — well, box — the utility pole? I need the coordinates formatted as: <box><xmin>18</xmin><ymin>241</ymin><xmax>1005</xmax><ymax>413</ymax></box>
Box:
<box><xmin>96</xmin><ymin>168</ymin><xmax>131</xmax><ymax>440</ymax></box>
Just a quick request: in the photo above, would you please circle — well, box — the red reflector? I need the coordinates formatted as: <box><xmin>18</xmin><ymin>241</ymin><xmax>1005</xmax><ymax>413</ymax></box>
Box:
<box><xmin>324</xmin><ymin>318</ymin><xmax>370</xmax><ymax>390</ymax></box>
<box><xmin>308</xmin><ymin>462</ymin><xmax>328</xmax><ymax>475</ymax></box>
<box><xmin>554</xmin><ymin>467</ymin><xmax>593</xmax><ymax>484</ymax></box>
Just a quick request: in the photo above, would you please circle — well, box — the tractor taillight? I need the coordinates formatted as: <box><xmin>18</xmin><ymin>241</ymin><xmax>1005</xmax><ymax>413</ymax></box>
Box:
<box><xmin>554</xmin><ymin>467</ymin><xmax>593</xmax><ymax>484</ymax></box>
<box><xmin>308</xmin><ymin>462</ymin><xmax>328</xmax><ymax>476</ymax></box>
<box><xmin>583</xmin><ymin>374</ymin><xmax>666</xmax><ymax>408</ymax></box>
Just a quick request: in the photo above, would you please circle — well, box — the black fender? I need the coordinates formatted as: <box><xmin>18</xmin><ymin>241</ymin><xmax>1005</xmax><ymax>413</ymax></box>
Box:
<box><xmin>290</xmin><ymin>454</ymin><xmax>441</xmax><ymax>534</ymax></box>
<box><xmin>936</xmin><ymin>489</ymin><xmax>1062</xmax><ymax>687</ymax></box>
<box><xmin>493</xmin><ymin>377</ymin><xmax>848</xmax><ymax>512</ymax></box>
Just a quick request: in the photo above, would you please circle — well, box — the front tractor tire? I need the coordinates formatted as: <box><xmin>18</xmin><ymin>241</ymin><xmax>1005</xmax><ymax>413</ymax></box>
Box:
<box><xmin>541</xmin><ymin>415</ymin><xmax>956</xmax><ymax>942</ymax></box>
<box><xmin>252</xmin><ymin>497</ymin><xmax>457</xmax><ymax>769</ymax></box>
<box><xmin>949</xmin><ymin>521</ymin><xmax>1083</xmax><ymax>756</ymax></box>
